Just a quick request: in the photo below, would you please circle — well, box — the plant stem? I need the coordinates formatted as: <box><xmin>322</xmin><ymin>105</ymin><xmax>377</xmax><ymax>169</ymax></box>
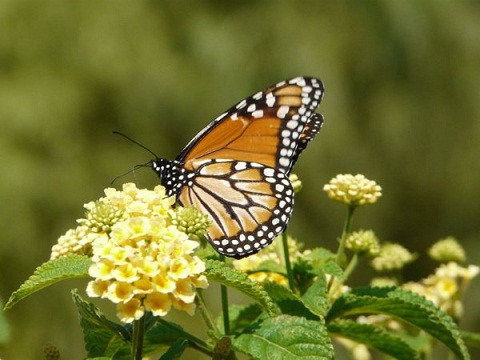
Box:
<box><xmin>221</xmin><ymin>256</ymin><xmax>230</xmax><ymax>334</ymax></box>
<box><xmin>196</xmin><ymin>289</ymin><xmax>220</xmax><ymax>337</ymax></box>
<box><xmin>132</xmin><ymin>315</ymin><xmax>145</xmax><ymax>360</ymax></box>
<box><xmin>329</xmin><ymin>253</ymin><xmax>360</xmax><ymax>301</ymax></box>
<box><xmin>281</xmin><ymin>232</ymin><xmax>295</xmax><ymax>291</ymax></box>
<box><xmin>336</xmin><ymin>205</ymin><xmax>356</xmax><ymax>266</ymax></box>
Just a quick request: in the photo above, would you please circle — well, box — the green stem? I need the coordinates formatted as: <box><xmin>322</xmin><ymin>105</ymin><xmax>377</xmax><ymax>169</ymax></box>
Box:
<box><xmin>329</xmin><ymin>253</ymin><xmax>360</xmax><ymax>301</ymax></box>
<box><xmin>281</xmin><ymin>232</ymin><xmax>295</xmax><ymax>292</ymax></box>
<box><xmin>196</xmin><ymin>289</ymin><xmax>221</xmax><ymax>337</ymax></box>
<box><xmin>336</xmin><ymin>205</ymin><xmax>356</xmax><ymax>266</ymax></box>
<box><xmin>132</xmin><ymin>315</ymin><xmax>145</xmax><ymax>360</ymax></box>
<box><xmin>221</xmin><ymin>256</ymin><xmax>230</xmax><ymax>334</ymax></box>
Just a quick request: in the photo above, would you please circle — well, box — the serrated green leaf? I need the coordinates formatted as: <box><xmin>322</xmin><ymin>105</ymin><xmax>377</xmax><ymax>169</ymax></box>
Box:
<box><xmin>302</xmin><ymin>275</ymin><xmax>328</xmax><ymax>317</ymax></box>
<box><xmin>328</xmin><ymin>319</ymin><xmax>420</xmax><ymax>360</ymax></box>
<box><xmin>306</xmin><ymin>248</ymin><xmax>343</xmax><ymax>276</ymax></box>
<box><xmin>4</xmin><ymin>254</ymin><xmax>91</xmax><ymax>310</ymax></box>
<box><xmin>233</xmin><ymin>314</ymin><xmax>333</xmax><ymax>359</ymax></box>
<box><xmin>205</xmin><ymin>260</ymin><xmax>277</xmax><ymax>316</ymax></box>
<box><xmin>263</xmin><ymin>282</ymin><xmax>316</xmax><ymax>320</ymax></box>
<box><xmin>326</xmin><ymin>286</ymin><xmax>470</xmax><ymax>360</ymax></box>
<box><xmin>72</xmin><ymin>290</ymin><xmax>131</xmax><ymax>358</ymax></box>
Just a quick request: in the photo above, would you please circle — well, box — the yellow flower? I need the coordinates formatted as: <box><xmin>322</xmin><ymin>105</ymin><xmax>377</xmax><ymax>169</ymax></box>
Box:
<box><xmin>51</xmin><ymin>183</ymin><xmax>209</xmax><ymax>323</ymax></box>
<box><xmin>289</xmin><ymin>173</ymin><xmax>303</xmax><ymax>193</ymax></box>
<box><xmin>323</xmin><ymin>174</ymin><xmax>382</xmax><ymax>207</ymax></box>
<box><xmin>144</xmin><ymin>293</ymin><xmax>172</xmax><ymax>317</ymax></box>
<box><xmin>404</xmin><ymin>262</ymin><xmax>479</xmax><ymax>319</ymax></box>
<box><xmin>117</xmin><ymin>298</ymin><xmax>144</xmax><ymax>323</ymax></box>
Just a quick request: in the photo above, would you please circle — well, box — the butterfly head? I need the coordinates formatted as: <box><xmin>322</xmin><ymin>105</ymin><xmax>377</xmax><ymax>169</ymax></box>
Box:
<box><xmin>151</xmin><ymin>158</ymin><xmax>189</xmax><ymax>197</ymax></box>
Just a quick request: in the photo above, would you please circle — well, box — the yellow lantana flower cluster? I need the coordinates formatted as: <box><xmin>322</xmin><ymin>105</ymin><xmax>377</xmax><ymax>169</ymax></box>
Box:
<box><xmin>51</xmin><ymin>183</ymin><xmax>210</xmax><ymax>323</ymax></box>
<box><xmin>404</xmin><ymin>262</ymin><xmax>479</xmax><ymax>319</ymax></box>
<box><xmin>323</xmin><ymin>174</ymin><xmax>382</xmax><ymax>207</ymax></box>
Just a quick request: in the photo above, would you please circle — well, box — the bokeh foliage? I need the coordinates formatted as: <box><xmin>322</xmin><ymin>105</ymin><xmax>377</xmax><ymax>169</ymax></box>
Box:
<box><xmin>1</xmin><ymin>1</ymin><xmax>479</xmax><ymax>359</ymax></box>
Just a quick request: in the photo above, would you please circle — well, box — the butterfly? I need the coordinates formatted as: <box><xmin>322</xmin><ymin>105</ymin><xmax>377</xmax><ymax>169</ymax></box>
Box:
<box><xmin>152</xmin><ymin>76</ymin><xmax>324</xmax><ymax>259</ymax></box>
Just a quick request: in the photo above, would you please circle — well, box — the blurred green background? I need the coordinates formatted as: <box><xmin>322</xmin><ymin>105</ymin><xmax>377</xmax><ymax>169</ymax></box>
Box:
<box><xmin>1</xmin><ymin>1</ymin><xmax>479</xmax><ymax>359</ymax></box>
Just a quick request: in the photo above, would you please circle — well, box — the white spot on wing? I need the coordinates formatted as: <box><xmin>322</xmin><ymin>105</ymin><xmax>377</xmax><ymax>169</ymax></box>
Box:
<box><xmin>277</xmin><ymin>105</ymin><xmax>289</xmax><ymax>119</ymax></box>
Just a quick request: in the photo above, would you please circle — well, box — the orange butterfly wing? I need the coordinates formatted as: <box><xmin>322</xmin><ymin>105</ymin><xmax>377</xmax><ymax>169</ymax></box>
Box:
<box><xmin>178</xmin><ymin>77</ymin><xmax>324</xmax><ymax>174</ymax></box>
<box><xmin>153</xmin><ymin>77</ymin><xmax>324</xmax><ymax>258</ymax></box>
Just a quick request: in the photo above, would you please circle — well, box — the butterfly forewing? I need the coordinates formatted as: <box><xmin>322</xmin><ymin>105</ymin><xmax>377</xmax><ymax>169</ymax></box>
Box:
<box><xmin>178</xmin><ymin>77</ymin><xmax>324</xmax><ymax>175</ymax></box>
<box><xmin>178</xmin><ymin>159</ymin><xmax>294</xmax><ymax>258</ymax></box>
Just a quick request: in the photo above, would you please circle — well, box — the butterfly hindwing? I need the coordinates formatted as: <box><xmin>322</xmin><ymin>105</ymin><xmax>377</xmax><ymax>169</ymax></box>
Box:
<box><xmin>177</xmin><ymin>159</ymin><xmax>294</xmax><ymax>258</ymax></box>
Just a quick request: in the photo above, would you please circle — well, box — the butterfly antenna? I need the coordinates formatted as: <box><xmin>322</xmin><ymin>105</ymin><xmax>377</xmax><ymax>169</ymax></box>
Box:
<box><xmin>110</xmin><ymin>162</ymin><xmax>151</xmax><ymax>185</ymax></box>
<box><xmin>113</xmin><ymin>131</ymin><xmax>159</xmax><ymax>158</ymax></box>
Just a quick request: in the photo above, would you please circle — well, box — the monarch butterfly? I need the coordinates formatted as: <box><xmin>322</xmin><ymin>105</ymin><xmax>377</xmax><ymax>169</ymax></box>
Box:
<box><xmin>152</xmin><ymin>76</ymin><xmax>324</xmax><ymax>259</ymax></box>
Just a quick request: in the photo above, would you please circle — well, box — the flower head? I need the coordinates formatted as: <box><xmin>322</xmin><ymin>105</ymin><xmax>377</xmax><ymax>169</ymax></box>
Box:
<box><xmin>323</xmin><ymin>174</ymin><xmax>382</xmax><ymax>207</ymax></box>
<box><xmin>51</xmin><ymin>183</ymin><xmax>209</xmax><ymax>322</ymax></box>
<box><xmin>371</xmin><ymin>243</ymin><xmax>416</xmax><ymax>272</ymax></box>
<box><xmin>289</xmin><ymin>173</ymin><xmax>303</xmax><ymax>193</ymax></box>
<box><xmin>169</xmin><ymin>206</ymin><xmax>211</xmax><ymax>239</ymax></box>
<box><xmin>428</xmin><ymin>237</ymin><xmax>466</xmax><ymax>263</ymax></box>
<box><xmin>404</xmin><ymin>262</ymin><xmax>479</xmax><ymax>319</ymax></box>
<box><xmin>345</xmin><ymin>230</ymin><xmax>380</xmax><ymax>257</ymax></box>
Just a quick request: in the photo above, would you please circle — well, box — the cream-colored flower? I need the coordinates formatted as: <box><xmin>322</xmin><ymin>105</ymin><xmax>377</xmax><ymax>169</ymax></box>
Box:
<box><xmin>51</xmin><ymin>183</ymin><xmax>209</xmax><ymax>323</ymax></box>
<box><xmin>169</xmin><ymin>206</ymin><xmax>212</xmax><ymax>239</ymax></box>
<box><xmin>371</xmin><ymin>243</ymin><xmax>416</xmax><ymax>272</ymax></box>
<box><xmin>289</xmin><ymin>173</ymin><xmax>303</xmax><ymax>193</ymax></box>
<box><xmin>323</xmin><ymin>174</ymin><xmax>382</xmax><ymax>207</ymax></box>
<box><xmin>404</xmin><ymin>262</ymin><xmax>479</xmax><ymax>319</ymax></box>
<box><xmin>117</xmin><ymin>298</ymin><xmax>144</xmax><ymax>323</ymax></box>
<box><xmin>428</xmin><ymin>237</ymin><xmax>466</xmax><ymax>263</ymax></box>
<box><xmin>345</xmin><ymin>230</ymin><xmax>380</xmax><ymax>257</ymax></box>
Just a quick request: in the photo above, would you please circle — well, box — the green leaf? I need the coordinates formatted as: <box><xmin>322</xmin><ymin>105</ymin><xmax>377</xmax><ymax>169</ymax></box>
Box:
<box><xmin>145</xmin><ymin>318</ymin><xmax>191</xmax><ymax>347</ymax></box>
<box><xmin>328</xmin><ymin>319</ymin><xmax>420</xmax><ymax>360</ymax></box>
<box><xmin>205</xmin><ymin>260</ymin><xmax>277</xmax><ymax>316</ymax></box>
<box><xmin>145</xmin><ymin>318</ymin><xmax>212</xmax><ymax>356</ymax></box>
<box><xmin>326</xmin><ymin>286</ymin><xmax>470</xmax><ymax>360</ymax></box>
<box><xmin>158</xmin><ymin>339</ymin><xmax>189</xmax><ymax>360</ymax></box>
<box><xmin>301</xmin><ymin>274</ymin><xmax>328</xmax><ymax>317</ymax></box>
<box><xmin>4</xmin><ymin>254</ymin><xmax>91</xmax><ymax>310</ymax></box>
<box><xmin>305</xmin><ymin>248</ymin><xmax>343</xmax><ymax>277</ymax></box>
<box><xmin>233</xmin><ymin>314</ymin><xmax>333</xmax><ymax>359</ymax></box>
<box><xmin>262</xmin><ymin>282</ymin><xmax>316</xmax><ymax>320</ymax></box>
<box><xmin>72</xmin><ymin>289</ymin><xmax>131</xmax><ymax>358</ymax></box>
